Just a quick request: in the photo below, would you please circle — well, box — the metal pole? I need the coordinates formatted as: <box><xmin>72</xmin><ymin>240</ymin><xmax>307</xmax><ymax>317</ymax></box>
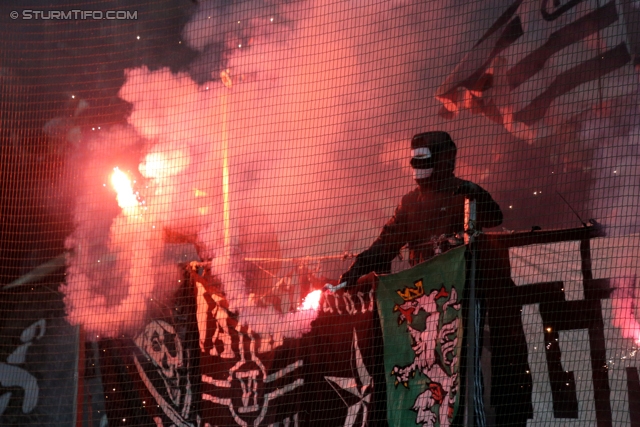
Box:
<box><xmin>2</xmin><ymin>252</ymin><xmax>67</xmax><ymax>290</ymax></box>
<box><xmin>220</xmin><ymin>71</ymin><xmax>232</xmax><ymax>259</ymax></box>
<box><xmin>464</xmin><ymin>198</ymin><xmax>477</xmax><ymax>427</ymax></box>
<box><xmin>222</xmin><ymin>90</ymin><xmax>230</xmax><ymax>257</ymax></box>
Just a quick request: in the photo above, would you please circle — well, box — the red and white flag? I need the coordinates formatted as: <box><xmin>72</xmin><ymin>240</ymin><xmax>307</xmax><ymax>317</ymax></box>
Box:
<box><xmin>436</xmin><ymin>0</ymin><xmax>636</xmax><ymax>142</ymax></box>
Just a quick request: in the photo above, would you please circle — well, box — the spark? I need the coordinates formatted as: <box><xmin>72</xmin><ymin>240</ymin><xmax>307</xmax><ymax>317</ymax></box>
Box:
<box><xmin>136</xmin><ymin>36</ymin><xmax>140</xmax><ymax>40</ymax></box>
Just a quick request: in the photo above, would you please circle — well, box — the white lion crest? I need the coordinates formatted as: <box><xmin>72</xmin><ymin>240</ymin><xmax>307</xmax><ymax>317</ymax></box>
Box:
<box><xmin>391</xmin><ymin>281</ymin><xmax>461</xmax><ymax>427</ymax></box>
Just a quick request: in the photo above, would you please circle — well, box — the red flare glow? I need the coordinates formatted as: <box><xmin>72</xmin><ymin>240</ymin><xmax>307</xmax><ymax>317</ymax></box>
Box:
<box><xmin>140</xmin><ymin>152</ymin><xmax>166</xmax><ymax>178</ymax></box>
<box><xmin>110</xmin><ymin>167</ymin><xmax>138</xmax><ymax>214</ymax></box>
<box><xmin>300</xmin><ymin>289</ymin><xmax>322</xmax><ymax>311</ymax></box>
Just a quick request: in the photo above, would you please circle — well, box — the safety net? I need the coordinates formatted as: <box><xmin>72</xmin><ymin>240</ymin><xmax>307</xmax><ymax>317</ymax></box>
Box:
<box><xmin>1</xmin><ymin>1</ymin><xmax>640</xmax><ymax>426</ymax></box>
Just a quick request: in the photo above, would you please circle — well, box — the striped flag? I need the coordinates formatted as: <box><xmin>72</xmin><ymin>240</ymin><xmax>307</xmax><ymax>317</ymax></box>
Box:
<box><xmin>436</xmin><ymin>0</ymin><xmax>636</xmax><ymax>142</ymax></box>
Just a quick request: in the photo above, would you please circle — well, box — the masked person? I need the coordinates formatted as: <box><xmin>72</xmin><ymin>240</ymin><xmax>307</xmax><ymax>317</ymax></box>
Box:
<box><xmin>337</xmin><ymin>131</ymin><xmax>503</xmax><ymax>289</ymax></box>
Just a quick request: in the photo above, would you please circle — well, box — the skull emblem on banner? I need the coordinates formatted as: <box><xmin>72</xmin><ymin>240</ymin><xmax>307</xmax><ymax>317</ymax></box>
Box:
<box><xmin>135</xmin><ymin>320</ymin><xmax>185</xmax><ymax>406</ymax></box>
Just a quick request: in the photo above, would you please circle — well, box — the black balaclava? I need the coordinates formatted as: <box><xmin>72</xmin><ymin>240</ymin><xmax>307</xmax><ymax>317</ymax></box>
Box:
<box><xmin>410</xmin><ymin>131</ymin><xmax>457</xmax><ymax>189</ymax></box>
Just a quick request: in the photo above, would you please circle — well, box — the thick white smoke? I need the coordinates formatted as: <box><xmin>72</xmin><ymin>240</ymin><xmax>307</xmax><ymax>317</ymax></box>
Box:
<box><xmin>60</xmin><ymin>0</ymin><xmax>461</xmax><ymax>337</ymax></box>
<box><xmin>61</xmin><ymin>0</ymin><xmax>640</xmax><ymax>344</ymax></box>
<box><xmin>208</xmin><ymin>256</ymin><xmax>319</xmax><ymax>339</ymax></box>
<box><xmin>61</xmin><ymin>126</ymin><xmax>181</xmax><ymax>338</ymax></box>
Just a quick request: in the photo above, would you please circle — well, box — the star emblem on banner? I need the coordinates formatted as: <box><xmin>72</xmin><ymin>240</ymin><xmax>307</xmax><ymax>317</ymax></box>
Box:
<box><xmin>325</xmin><ymin>329</ymin><xmax>372</xmax><ymax>427</ymax></box>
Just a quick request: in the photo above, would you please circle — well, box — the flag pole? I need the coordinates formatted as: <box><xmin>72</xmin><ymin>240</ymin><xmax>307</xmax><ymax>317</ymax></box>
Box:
<box><xmin>2</xmin><ymin>252</ymin><xmax>67</xmax><ymax>290</ymax></box>
<box><xmin>220</xmin><ymin>71</ymin><xmax>232</xmax><ymax>259</ymax></box>
<box><xmin>464</xmin><ymin>197</ymin><xmax>477</xmax><ymax>427</ymax></box>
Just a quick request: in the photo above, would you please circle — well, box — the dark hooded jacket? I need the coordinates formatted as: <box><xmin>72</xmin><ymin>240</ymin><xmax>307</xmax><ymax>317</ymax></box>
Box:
<box><xmin>340</xmin><ymin>133</ymin><xmax>503</xmax><ymax>286</ymax></box>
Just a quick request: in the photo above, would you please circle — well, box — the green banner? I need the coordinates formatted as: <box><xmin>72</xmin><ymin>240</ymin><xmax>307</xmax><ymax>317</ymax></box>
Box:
<box><xmin>377</xmin><ymin>246</ymin><xmax>466</xmax><ymax>427</ymax></box>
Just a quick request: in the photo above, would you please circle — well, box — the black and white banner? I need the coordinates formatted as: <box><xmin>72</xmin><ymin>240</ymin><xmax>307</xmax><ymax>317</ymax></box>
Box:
<box><xmin>99</xmin><ymin>274</ymin><xmax>201</xmax><ymax>427</ymax></box>
<box><xmin>0</xmin><ymin>288</ymin><xmax>82</xmax><ymax>426</ymax></box>
<box><xmin>480</xmin><ymin>227</ymin><xmax>640</xmax><ymax>427</ymax></box>
<box><xmin>192</xmin><ymin>268</ymin><xmax>385</xmax><ymax>427</ymax></box>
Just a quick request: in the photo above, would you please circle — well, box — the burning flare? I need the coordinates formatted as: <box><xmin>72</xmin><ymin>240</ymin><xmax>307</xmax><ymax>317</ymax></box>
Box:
<box><xmin>110</xmin><ymin>167</ymin><xmax>139</xmax><ymax>215</ymax></box>
<box><xmin>300</xmin><ymin>289</ymin><xmax>322</xmax><ymax>311</ymax></box>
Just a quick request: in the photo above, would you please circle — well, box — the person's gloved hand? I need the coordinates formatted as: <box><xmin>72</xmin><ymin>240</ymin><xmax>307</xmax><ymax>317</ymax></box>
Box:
<box><xmin>327</xmin><ymin>271</ymin><xmax>379</xmax><ymax>293</ymax></box>
<box><xmin>324</xmin><ymin>282</ymin><xmax>347</xmax><ymax>293</ymax></box>
<box><xmin>325</xmin><ymin>272</ymin><xmax>359</xmax><ymax>293</ymax></box>
<box><xmin>453</xmin><ymin>181</ymin><xmax>482</xmax><ymax>199</ymax></box>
